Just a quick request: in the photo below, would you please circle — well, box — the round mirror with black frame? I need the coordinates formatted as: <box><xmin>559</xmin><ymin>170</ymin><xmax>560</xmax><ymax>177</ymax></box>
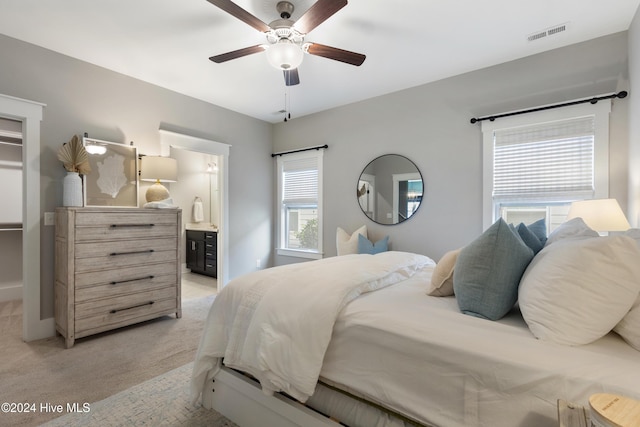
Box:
<box><xmin>357</xmin><ymin>154</ymin><xmax>424</xmax><ymax>225</ymax></box>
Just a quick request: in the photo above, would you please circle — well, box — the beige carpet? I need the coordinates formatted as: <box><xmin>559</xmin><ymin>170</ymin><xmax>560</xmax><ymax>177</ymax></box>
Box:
<box><xmin>39</xmin><ymin>362</ymin><xmax>238</xmax><ymax>427</ymax></box>
<box><xmin>0</xmin><ymin>280</ymin><xmax>229</xmax><ymax>427</ymax></box>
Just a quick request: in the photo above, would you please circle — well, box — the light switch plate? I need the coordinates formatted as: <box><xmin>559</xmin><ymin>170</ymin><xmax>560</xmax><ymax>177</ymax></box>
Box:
<box><xmin>44</xmin><ymin>212</ymin><xmax>55</xmax><ymax>226</ymax></box>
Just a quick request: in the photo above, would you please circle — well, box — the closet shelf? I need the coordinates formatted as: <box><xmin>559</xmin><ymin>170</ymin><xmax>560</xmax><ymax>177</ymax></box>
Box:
<box><xmin>0</xmin><ymin>139</ymin><xmax>21</xmax><ymax>147</ymax></box>
<box><xmin>0</xmin><ymin>223</ymin><xmax>22</xmax><ymax>231</ymax></box>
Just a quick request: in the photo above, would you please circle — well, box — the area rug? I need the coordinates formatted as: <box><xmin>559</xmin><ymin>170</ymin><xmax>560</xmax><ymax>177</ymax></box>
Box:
<box><xmin>40</xmin><ymin>362</ymin><xmax>237</xmax><ymax>427</ymax></box>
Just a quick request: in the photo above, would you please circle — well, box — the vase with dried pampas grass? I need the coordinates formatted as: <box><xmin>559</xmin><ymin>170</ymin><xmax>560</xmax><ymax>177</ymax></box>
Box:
<box><xmin>57</xmin><ymin>135</ymin><xmax>91</xmax><ymax>207</ymax></box>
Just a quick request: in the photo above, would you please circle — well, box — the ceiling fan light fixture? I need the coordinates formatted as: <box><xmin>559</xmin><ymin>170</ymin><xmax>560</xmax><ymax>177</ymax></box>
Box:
<box><xmin>266</xmin><ymin>39</ymin><xmax>303</xmax><ymax>70</ymax></box>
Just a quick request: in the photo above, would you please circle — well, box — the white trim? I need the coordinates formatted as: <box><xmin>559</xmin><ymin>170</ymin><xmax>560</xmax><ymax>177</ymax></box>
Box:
<box><xmin>0</xmin><ymin>283</ymin><xmax>22</xmax><ymax>302</ymax></box>
<box><xmin>481</xmin><ymin>100</ymin><xmax>611</xmax><ymax>230</ymax></box>
<box><xmin>276</xmin><ymin>248</ymin><xmax>323</xmax><ymax>259</ymax></box>
<box><xmin>276</xmin><ymin>150</ymin><xmax>324</xmax><ymax>259</ymax></box>
<box><xmin>202</xmin><ymin>367</ymin><xmax>339</xmax><ymax>427</ymax></box>
<box><xmin>0</xmin><ymin>93</ymin><xmax>53</xmax><ymax>341</ymax></box>
<box><xmin>159</xmin><ymin>129</ymin><xmax>231</xmax><ymax>288</ymax></box>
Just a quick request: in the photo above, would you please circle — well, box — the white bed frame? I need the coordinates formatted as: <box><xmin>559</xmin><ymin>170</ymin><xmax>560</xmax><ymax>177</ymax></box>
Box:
<box><xmin>202</xmin><ymin>367</ymin><xmax>340</xmax><ymax>427</ymax></box>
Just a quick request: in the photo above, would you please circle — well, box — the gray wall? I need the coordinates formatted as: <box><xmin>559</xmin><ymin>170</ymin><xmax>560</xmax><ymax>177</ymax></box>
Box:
<box><xmin>273</xmin><ymin>32</ymin><xmax>630</xmax><ymax>265</ymax></box>
<box><xmin>0</xmin><ymin>34</ymin><xmax>273</xmax><ymax>318</ymax></box>
<box><xmin>629</xmin><ymin>10</ymin><xmax>640</xmax><ymax>227</ymax></box>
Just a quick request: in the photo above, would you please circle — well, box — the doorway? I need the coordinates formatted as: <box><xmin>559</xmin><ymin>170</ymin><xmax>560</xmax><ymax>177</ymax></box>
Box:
<box><xmin>0</xmin><ymin>94</ymin><xmax>50</xmax><ymax>342</ymax></box>
<box><xmin>159</xmin><ymin>128</ymin><xmax>230</xmax><ymax>288</ymax></box>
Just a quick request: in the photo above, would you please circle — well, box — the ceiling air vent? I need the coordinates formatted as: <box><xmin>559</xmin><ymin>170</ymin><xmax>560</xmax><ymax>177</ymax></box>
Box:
<box><xmin>527</xmin><ymin>22</ymin><xmax>569</xmax><ymax>42</ymax></box>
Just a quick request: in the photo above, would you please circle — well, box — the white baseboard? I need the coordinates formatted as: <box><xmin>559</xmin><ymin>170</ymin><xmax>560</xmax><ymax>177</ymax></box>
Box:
<box><xmin>0</xmin><ymin>283</ymin><xmax>22</xmax><ymax>302</ymax></box>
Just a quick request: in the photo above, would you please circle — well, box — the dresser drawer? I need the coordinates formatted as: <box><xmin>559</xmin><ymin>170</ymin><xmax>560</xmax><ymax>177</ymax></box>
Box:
<box><xmin>75</xmin><ymin>223</ymin><xmax>177</xmax><ymax>242</ymax></box>
<box><xmin>75</xmin><ymin>237</ymin><xmax>177</xmax><ymax>258</ymax></box>
<box><xmin>74</xmin><ymin>211</ymin><xmax>178</xmax><ymax>227</ymax></box>
<box><xmin>75</xmin><ymin>289</ymin><xmax>178</xmax><ymax>338</ymax></box>
<box><xmin>75</xmin><ymin>273</ymin><xmax>177</xmax><ymax>303</ymax></box>
<box><xmin>75</xmin><ymin>262</ymin><xmax>178</xmax><ymax>288</ymax></box>
<box><xmin>74</xmin><ymin>242</ymin><xmax>178</xmax><ymax>273</ymax></box>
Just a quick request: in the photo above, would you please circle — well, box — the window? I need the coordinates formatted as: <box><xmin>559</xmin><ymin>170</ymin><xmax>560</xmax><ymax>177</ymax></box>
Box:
<box><xmin>276</xmin><ymin>150</ymin><xmax>323</xmax><ymax>259</ymax></box>
<box><xmin>482</xmin><ymin>101</ymin><xmax>611</xmax><ymax>233</ymax></box>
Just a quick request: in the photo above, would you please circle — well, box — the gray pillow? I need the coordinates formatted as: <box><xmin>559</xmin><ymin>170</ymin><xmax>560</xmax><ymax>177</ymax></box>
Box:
<box><xmin>517</xmin><ymin>222</ymin><xmax>544</xmax><ymax>254</ymax></box>
<box><xmin>527</xmin><ymin>218</ymin><xmax>547</xmax><ymax>245</ymax></box>
<box><xmin>453</xmin><ymin>218</ymin><xmax>534</xmax><ymax>320</ymax></box>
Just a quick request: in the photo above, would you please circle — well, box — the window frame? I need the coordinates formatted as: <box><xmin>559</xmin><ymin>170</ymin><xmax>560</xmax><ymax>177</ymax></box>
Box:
<box><xmin>276</xmin><ymin>150</ymin><xmax>324</xmax><ymax>259</ymax></box>
<box><xmin>481</xmin><ymin>100</ymin><xmax>611</xmax><ymax>230</ymax></box>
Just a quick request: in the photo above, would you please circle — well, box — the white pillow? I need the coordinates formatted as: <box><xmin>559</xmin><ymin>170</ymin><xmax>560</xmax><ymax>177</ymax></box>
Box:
<box><xmin>544</xmin><ymin>217</ymin><xmax>599</xmax><ymax>247</ymax></box>
<box><xmin>519</xmin><ymin>235</ymin><xmax>640</xmax><ymax>346</ymax></box>
<box><xmin>427</xmin><ymin>248</ymin><xmax>461</xmax><ymax>297</ymax></box>
<box><xmin>336</xmin><ymin>226</ymin><xmax>367</xmax><ymax>256</ymax></box>
<box><xmin>615</xmin><ymin>228</ymin><xmax>640</xmax><ymax>351</ymax></box>
<box><xmin>614</xmin><ymin>297</ymin><xmax>640</xmax><ymax>351</ymax></box>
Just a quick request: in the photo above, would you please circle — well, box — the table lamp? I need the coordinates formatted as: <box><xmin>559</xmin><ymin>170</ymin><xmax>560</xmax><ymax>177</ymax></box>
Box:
<box><xmin>566</xmin><ymin>198</ymin><xmax>630</xmax><ymax>233</ymax></box>
<box><xmin>140</xmin><ymin>156</ymin><xmax>177</xmax><ymax>202</ymax></box>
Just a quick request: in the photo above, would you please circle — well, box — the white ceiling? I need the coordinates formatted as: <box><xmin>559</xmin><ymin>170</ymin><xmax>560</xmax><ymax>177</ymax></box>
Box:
<box><xmin>1</xmin><ymin>0</ymin><xmax>638</xmax><ymax>123</ymax></box>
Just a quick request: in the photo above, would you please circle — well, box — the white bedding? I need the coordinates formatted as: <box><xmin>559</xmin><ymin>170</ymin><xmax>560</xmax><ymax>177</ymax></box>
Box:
<box><xmin>191</xmin><ymin>251</ymin><xmax>640</xmax><ymax>427</ymax></box>
<box><xmin>319</xmin><ymin>266</ymin><xmax>640</xmax><ymax>427</ymax></box>
<box><xmin>190</xmin><ymin>251</ymin><xmax>433</xmax><ymax>403</ymax></box>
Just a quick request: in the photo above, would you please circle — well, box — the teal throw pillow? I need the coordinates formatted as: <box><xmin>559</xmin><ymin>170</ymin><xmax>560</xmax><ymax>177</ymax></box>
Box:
<box><xmin>527</xmin><ymin>218</ymin><xmax>547</xmax><ymax>245</ymax></box>
<box><xmin>517</xmin><ymin>223</ymin><xmax>544</xmax><ymax>254</ymax></box>
<box><xmin>358</xmin><ymin>234</ymin><xmax>389</xmax><ymax>254</ymax></box>
<box><xmin>453</xmin><ymin>218</ymin><xmax>534</xmax><ymax>320</ymax></box>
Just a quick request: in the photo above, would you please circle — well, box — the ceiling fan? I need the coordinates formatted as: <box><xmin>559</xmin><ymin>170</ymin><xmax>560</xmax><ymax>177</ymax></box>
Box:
<box><xmin>207</xmin><ymin>0</ymin><xmax>366</xmax><ymax>86</ymax></box>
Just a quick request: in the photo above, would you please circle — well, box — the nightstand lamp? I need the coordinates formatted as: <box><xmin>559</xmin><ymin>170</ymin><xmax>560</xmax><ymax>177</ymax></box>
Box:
<box><xmin>566</xmin><ymin>198</ymin><xmax>630</xmax><ymax>233</ymax></box>
<box><xmin>140</xmin><ymin>156</ymin><xmax>178</xmax><ymax>202</ymax></box>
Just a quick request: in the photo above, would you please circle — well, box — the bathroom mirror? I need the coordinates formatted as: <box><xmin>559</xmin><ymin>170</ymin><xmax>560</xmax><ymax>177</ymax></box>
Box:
<box><xmin>357</xmin><ymin>154</ymin><xmax>423</xmax><ymax>225</ymax></box>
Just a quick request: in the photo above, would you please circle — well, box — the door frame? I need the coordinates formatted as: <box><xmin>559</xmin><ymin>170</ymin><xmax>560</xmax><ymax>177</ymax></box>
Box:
<box><xmin>159</xmin><ymin>129</ymin><xmax>230</xmax><ymax>287</ymax></box>
<box><xmin>0</xmin><ymin>93</ymin><xmax>52</xmax><ymax>342</ymax></box>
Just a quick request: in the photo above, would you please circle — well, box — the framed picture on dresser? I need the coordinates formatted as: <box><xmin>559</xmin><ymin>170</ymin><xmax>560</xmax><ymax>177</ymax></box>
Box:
<box><xmin>82</xmin><ymin>137</ymin><xmax>138</xmax><ymax>207</ymax></box>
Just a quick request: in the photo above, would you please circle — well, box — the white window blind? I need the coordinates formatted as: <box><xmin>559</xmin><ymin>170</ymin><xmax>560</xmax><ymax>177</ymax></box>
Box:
<box><xmin>493</xmin><ymin>116</ymin><xmax>595</xmax><ymax>202</ymax></box>
<box><xmin>282</xmin><ymin>157</ymin><xmax>318</xmax><ymax>205</ymax></box>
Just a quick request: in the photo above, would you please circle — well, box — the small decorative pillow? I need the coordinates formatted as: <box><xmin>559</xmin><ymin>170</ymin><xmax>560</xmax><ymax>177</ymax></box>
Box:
<box><xmin>516</xmin><ymin>223</ymin><xmax>544</xmax><ymax>254</ymax></box>
<box><xmin>427</xmin><ymin>249</ymin><xmax>461</xmax><ymax>296</ymax></box>
<box><xmin>357</xmin><ymin>234</ymin><xmax>389</xmax><ymax>254</ymax></box>
<box><xmin>519</xmin><ymin>235</ymin><xmax>640</xmax><ymax>346</ymax></box>
<box><xmin>544</xmin><ymin>217</ymin><xmax>598</xmax><ymax>246</ymax></box>
<box><xmin>527</xmin><ymin>218</ymin><xmax>547</xmax><ymax>245</ymax></box>
<box><xmin>453</xmin><ymin>218</ymin><xmax>534</xmax><ymax>320</ymax></box>
<box><xmin>336</xmin><ymin>225</ymin><xmax>367</xmax><ymax>256</ymax></box>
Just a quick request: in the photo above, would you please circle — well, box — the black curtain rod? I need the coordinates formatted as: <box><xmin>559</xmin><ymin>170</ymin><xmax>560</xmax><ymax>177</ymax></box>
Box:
<box><xmin>470</xmin><ymin>91</ymin><xmax>628</xmax><ymax>124</ymax></box>
<box><xmin>271</xmin><ymin>144</ymin><xmax>328</xmax><ymax>157</ymax></box>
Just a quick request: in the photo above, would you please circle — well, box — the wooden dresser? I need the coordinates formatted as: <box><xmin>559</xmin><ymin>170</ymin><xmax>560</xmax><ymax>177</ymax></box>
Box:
<box><xmin>54</xmin><ymin>207</ymin><xmax>182</xmax><ymax>348</ymax></box>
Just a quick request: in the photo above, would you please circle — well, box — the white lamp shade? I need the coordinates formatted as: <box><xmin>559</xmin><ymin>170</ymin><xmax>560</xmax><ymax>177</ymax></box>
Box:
<box><xmin>266</xmin><ymin>40</ymin><xmax>303</xmax><ymax>70</ymax></box>
<box><xmin>140</xmin><ymin>156</ymin><xmax>178</xmax><ymax>182</ymax></box>
<box><xmin>567</xmin><ymin>199</ymin><xmax>630</xmax><ymax>232</ymax></box>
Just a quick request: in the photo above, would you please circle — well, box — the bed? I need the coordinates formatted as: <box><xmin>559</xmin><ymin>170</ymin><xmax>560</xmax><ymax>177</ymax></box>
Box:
<box><xmin>190</xmin><ymin>220</ymin><xmax>640</xmax><ymax>427</ymax></box>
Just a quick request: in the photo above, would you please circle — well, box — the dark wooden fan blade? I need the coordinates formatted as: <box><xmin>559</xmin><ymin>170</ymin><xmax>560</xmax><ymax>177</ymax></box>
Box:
<box><xmin>209</xmin><ymin>45</ymin><xmax>266</xmax><ymax>63</ymax></box>
<box><xmin>206</xmin><ymin>0</ymin><xmax>270</xmax><ymax>33</ymax></box>
<box><xmin>306</xmin><ymin>43</ymin><xmax>365</xmax><ymax>66</ymax></box>
<box><xmin>284</xmin><ymin>68</ymin><xmax>300</xmax><ymax>86</ymax></box>
<box><xmin>293</xmin><ymin>0</ymin><xmax>347</xmax><ymax>34</ymax></box>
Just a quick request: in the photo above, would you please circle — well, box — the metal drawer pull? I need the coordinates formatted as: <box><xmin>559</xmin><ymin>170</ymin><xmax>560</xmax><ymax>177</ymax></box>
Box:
<box><xmin>110</xmin><ymin>275</ymin><xmax>154</xmax><ymax>285</ymax></box>
<box><xmin>110</xmin><ymin>223</ymin><xmax>155</xmax><ymax>228</ymax></box>
<box><xmin>110</xmin><ymin>249</ymin><xmax>155</xmax><ymax>256</ymax></box>
<box><xmin>110</xmin><ymin>301</ymin><xmax>154</xmax><ymax>314</ymax></box>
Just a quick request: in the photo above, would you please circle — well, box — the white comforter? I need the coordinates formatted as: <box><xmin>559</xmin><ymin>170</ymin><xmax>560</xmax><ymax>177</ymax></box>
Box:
<box><xmin>190</xmin><ymin>251</ymin><xmax>434</xmax><ymax>403</ymax></box>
